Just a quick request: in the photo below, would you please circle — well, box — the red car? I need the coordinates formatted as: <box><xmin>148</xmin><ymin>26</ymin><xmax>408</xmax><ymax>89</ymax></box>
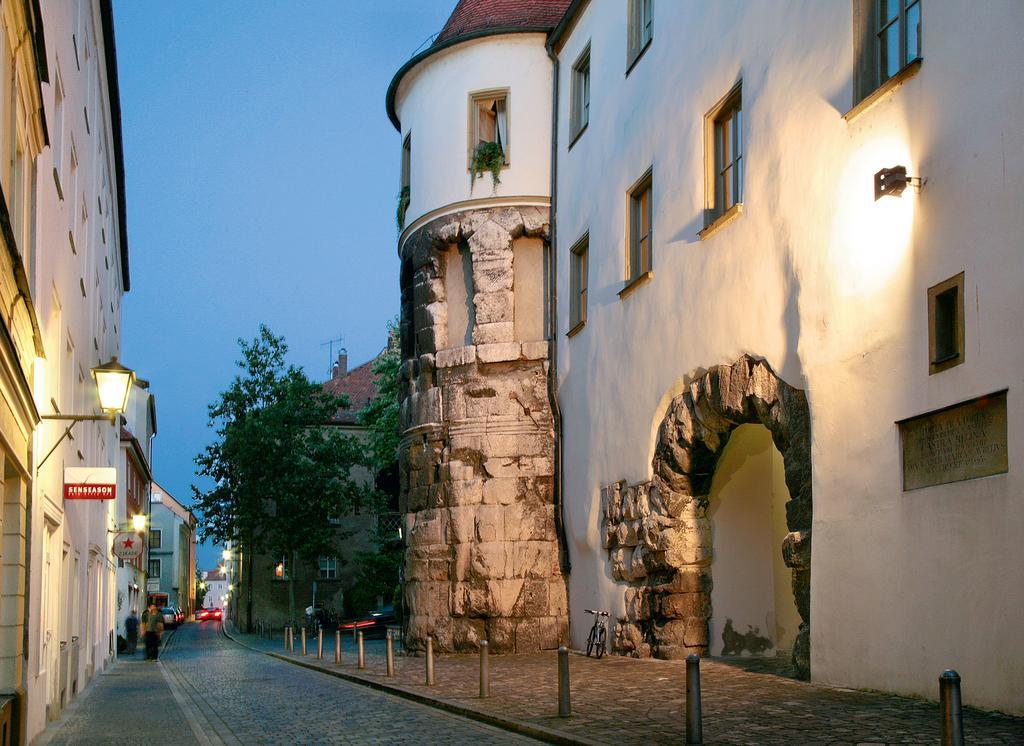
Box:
<box><xmin>196</xmin><ymin>607</ymin><xmax>223</xmax><ymax>621</ymax></box>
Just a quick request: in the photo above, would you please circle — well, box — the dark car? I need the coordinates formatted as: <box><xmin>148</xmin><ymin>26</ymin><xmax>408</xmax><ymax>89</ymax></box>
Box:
<box><xmin>339</xmin><ymin>605</ymin><xmax>395</xmax><ymax>639</ymax></box>
<box><xmin>196</xmin><ymin>607</ymin><xmax>222</xmax><ymax>621</ymax></box>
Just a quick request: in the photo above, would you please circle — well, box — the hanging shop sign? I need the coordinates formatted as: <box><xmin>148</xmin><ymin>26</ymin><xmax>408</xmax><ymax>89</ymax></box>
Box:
<box><xmin>112</xmin><ymin>532</ymin><xmax>144</xmax><ymax>560</ymax></box>
<box><xmin>64</xmin><ymin>467</ymin><xmax>117</xmax><ymax>500</ymax></box>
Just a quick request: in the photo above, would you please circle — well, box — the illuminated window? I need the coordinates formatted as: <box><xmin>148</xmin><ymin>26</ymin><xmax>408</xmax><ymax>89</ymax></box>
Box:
<box><xmin>853</xmin><ymin>0</ymin><xmax>922</xmax><ymax>105</ymax></box>
<box><xmin>570</xmin><ymin>44</ymin><xmax>590</xmax><ymax>143</ymax></box>
<box><xmin>318</xmin><ymin>556</ymin><xmax>337</xmax><ymax>581</ymax></box>
<box><xmin>273</xmin><ymin>558</ymin><xmax>289</xmax><ymax>581</ymax></box>
<box><xmin>703</xmin><ymin>83</ymin><xmax>743</xmax><ymax>232</ymax></box>
<box><xmin>626</xmin><ymin>170</ymin><xmax>653</xmax><ymax>287</ymax></box>
<box><xmin>627</xmin><ymin>0</ymin><xmax>653</xmax><ymax>70</ymax></box>
<box><xmin>928</xmin><ymin>272</ymin><xmax>964</xmax><ymax>374</ymax></box>
<box><xmin>469</xmin><ymin>89</ymin><xmax>509</xmax><ymax>164</ymax></box>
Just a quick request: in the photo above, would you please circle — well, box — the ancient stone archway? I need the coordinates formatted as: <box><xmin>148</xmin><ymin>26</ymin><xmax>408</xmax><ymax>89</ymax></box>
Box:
<box><xmin>603</xmin><ymin>355</ymin><xmax>812</xmax><ymax>678</ymax></box>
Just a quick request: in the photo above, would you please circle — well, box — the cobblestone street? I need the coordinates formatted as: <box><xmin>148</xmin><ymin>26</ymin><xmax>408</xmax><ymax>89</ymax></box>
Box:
<box><xmin>231</xmin><ymin>625</ymin><xmax>1024</xmax><ymax>745</ymax></box>
<box><xmin>36</xmin><ymin>622</ymin><xmax>532</xmax><ymax>745</ymax></box>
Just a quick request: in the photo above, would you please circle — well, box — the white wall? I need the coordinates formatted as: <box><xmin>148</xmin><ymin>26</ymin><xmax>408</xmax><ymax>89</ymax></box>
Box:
<box><xmin>26</xmin><ymin>0</ymin><xmax>127</xmax><ymax>736</ymax></box>
<box><xmin>393</xmin><ymin>33</ymin><xmax>552</xmax><ymax>232</ymax></box>
<box><xmin>555</xmin><ymin>0</ymin><xmax>1024</xmax><ymax>713</ymax></box>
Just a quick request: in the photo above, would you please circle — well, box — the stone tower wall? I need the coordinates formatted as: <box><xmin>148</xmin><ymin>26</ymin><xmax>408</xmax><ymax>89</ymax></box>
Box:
<box><xmin>399</xmin><ymin>206</ymin><xmax>568</xmax><ymax>654</ymax></box>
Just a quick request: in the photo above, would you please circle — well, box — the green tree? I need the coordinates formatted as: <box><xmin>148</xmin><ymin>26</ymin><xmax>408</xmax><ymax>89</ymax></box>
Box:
<box><xmin>193</xmin><ymin>326</ymin><xmax>365</xmax><ymax>627</ymax></box>
<box><xmin>348</xmin><ymin>319</ymin><xmax>404</xmax><ymax>616</ymax></box>
<box><xmin>196</xmin><ymin>571</ymin><xmax>208</xmax><ymax>608</ymax></box>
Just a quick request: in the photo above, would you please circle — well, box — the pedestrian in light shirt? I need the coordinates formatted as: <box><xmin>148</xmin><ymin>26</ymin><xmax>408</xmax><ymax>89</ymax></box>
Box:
<box><xmin>141</xmin><ymin>603</ymin><xmax>164</xmax><ymax>661</ymax></box>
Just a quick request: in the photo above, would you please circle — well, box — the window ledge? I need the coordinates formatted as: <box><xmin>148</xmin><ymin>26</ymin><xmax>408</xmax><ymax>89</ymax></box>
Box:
<box><xmin>618</xmin><ymin>270</ymin><xmax>652</xmax><ymax>300</ymax></box>
<box><xmin>52</xmin><ymin>167</ymin><xmax>64</xmax><ymax>201</ymax></box>
<box><xmin>698</xmin><ymin>203</ymin><xmax>743</xmax><ymax>241</ymax></box>
<box><xmin>844</xmin><ymin>58</ymin><xmax>922</xmax><ymax>123</ymax></box>
<box><xmin>566</xmin><ymin>320</ymin><xmax>586</xmax><ymax>338</ymax></box>
<box><xmin>625</xmin><ymin>38</ymin><xmax>652</xmax><ymax>77</ymax></box>
<box><xmin>568</xmin><ymin>123</ymin><xmax>588</xmax><ymax>150</ymax></box>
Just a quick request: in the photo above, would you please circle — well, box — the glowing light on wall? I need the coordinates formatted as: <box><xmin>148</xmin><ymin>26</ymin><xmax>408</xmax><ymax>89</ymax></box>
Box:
<box><xmin>830</xmin><ymin>138</ymin><xmax>916</xmax><ymax>298</ymax></box>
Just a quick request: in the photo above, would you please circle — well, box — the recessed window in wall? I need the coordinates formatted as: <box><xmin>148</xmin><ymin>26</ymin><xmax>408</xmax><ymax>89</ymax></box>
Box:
<box><xmin>928</xmin><ymin>272</ymin><xmax>964</xmax><ymax>374</ymax></box>
<box><xmin>626</xmin><ymin>169</ymin><xmax>653</xmax><ymax>287</ymax></box>
<box><xmin>148</xmin><ymin>558</ymin><xmax>161</xmax><ymax>579</ymax></box>
<box><xmin>445</xmin><ymin>243</ymin><xmax>474</xmax><ymax>348</ymax></box>
<box><xmin>398</xmin><ymin>133</ymin><xmax>411</xmax><ymax>230</ymax></box>
<box><xmin>627</xmin><ymin>0</ymin><xmax>653</xmax><ymax>70</ymax></box>
<box><xmin>150</xmin><ymin>529</ymin><xmax>162</xmax><ymax>550</ymax></box>
<box><xmin>570</xmin><ymin>45</ymin><xmax>590</xmax><ymax>143</ymax></box>
<box><xmin>569</xmin><ymin>234</ymin><xmax>588</xmax><ymax>334</ymax></box>
<box><xmin>703</xmin><ymin>83</ymin><xmax>743</xmax><ymax>233</ymax></box>
<box><xmin>513</xmin><ymin>237</ymin><xmax>545</xmax><ymax>342</ymax></box>
<box><xmin>853</xmin><ymin>0</ymin><xmax>922</xmax><ymax>105</ymax></box>
<box><xmin>53</xmin><ymin>68</ymin><xmax>65</xmax><ymax>191</ymax></box>
<box><xmin>318</xmin><ymin>555</ymin><xmax>338</xmax><ymax>580</ymax></box>
<box><xmin>469</xmin><ymin>89</ymin><xmax>510</xmax><ymax>165</ymax></box>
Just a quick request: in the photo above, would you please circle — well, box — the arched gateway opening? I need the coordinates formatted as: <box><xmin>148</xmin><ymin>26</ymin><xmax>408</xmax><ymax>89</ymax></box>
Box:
<box><xmin>603</xmin><ymin>355</ymin><xmax>812</xmax><ymax>678</ymax></box>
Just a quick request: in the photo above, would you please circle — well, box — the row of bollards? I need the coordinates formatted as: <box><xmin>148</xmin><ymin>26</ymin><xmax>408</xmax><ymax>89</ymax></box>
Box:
<box><xmin>273</xmin><ymin>625</ymin><xmax>965</xmax><ymax>742</ymax></box>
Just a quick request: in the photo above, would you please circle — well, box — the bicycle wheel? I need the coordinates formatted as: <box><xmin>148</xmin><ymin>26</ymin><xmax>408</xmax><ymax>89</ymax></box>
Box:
<box><xmin>596</xmin><ymin>625</ymin><xmax>607</xmax><ymax>658</ymax></box>
<box><xmin>586</xmin><ymin>625</ymin><xmax>597</xmax><ymax>657</ymax></box>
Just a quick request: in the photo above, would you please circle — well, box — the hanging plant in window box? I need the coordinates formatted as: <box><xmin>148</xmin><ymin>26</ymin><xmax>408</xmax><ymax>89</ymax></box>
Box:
<box><xmin>396</xmin><ymin>185</ymin><xmax>411</xmax><ymax>231</ymax></box>
<box><xmin>471</xmin><ymin>141</ymin><xmax>504</xmax><ymax>186</ymax></box>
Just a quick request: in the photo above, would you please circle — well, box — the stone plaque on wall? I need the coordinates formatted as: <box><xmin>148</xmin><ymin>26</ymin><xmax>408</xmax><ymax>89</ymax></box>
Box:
<box><xmin>899</xmin><ymin>390</ymin><xmax>1008</xmax><ymax>491</ymax></box>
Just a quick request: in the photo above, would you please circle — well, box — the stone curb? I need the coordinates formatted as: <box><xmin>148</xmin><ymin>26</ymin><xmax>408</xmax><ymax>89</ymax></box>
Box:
<box><xmin>221</xmin><ymin>623</ymin><xmax>606</xmax><ymax>746</ymax></box>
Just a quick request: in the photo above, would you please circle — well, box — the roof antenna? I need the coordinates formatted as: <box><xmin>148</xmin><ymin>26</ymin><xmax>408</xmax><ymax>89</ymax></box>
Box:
<box><xmin>320</xmin><ymin>335</ymin><xmax>345</xmax><ymax>378</ymax></box>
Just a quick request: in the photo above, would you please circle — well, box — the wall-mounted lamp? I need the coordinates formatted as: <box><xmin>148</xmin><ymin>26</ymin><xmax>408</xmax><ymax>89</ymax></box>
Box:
<box><xmin>38</xmin><ymin>356</ymin><xmax>136</xmax><ymax>471</ymax></box>
<box><xmin>132</xmin><ymin>514</ymin><xmax>146</xmax><ymax>532</ymax></box>
<box><xmin>874</xmin><ymin>165</ymin><xmax>925</xmax><ymax>200</ymax></box>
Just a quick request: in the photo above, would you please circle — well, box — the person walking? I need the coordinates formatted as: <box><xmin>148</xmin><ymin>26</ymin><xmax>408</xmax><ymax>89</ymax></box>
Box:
<box><xmin>125</xmin><ymin>609</ymin><xmax>140</xmax><ymax>656</ymax></box>
<box><xmin>141</xmin><ymin>603</ymin><xmax>164</xmax><ymax>661</ymax></box>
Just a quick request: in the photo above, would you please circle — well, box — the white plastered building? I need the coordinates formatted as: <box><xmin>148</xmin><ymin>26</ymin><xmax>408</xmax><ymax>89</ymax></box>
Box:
<box><xmin>391</xmin><ymin>0</ymin><xmax>1024</xmax><ymax>714</ymax></box>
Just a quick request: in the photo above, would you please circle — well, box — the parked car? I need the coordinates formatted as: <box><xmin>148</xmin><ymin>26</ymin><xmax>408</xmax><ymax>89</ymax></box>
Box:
<box><xmin>339</xmin><ymin>605</ymin><xmax>395</xmax><ymax>639</ymax></box>
<box><xmin>161</xmin><ymin>607</ymin><xmax>178</xmax><ymax>628</ymax></box>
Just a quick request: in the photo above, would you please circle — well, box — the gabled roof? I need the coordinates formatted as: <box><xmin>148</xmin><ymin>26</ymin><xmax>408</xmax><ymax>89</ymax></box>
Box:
<box><xmin>323</xmin><ymin>358</ymin><xmax>378</xmax><ymax>425</ymax></box>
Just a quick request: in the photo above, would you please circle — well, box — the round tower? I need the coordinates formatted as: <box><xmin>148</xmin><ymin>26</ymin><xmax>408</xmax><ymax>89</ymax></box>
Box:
<box><xmin>388</xmin><ymin>0</ymin><xmax>570</xmax><ymax>654</ymax></box>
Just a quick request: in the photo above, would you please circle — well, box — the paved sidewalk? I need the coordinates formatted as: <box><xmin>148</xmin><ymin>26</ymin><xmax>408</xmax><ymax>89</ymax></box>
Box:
<box><xmin>228</xmin><ymin>625</ymin><xmax>1024</xmax><ymax>745</ymax></box>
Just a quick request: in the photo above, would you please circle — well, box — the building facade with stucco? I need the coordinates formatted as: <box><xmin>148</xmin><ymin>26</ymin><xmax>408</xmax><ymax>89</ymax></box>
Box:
<box><xmin>389</xmin><ymin>0</ymin><xmax>1024</xmax><ymax>714</ymax></box>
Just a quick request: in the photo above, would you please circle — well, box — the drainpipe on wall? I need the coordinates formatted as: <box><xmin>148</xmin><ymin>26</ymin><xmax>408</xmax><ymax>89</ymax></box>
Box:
<box><xmin>545</xmin><ymin>39</ymin><xmax>570</xmax><ymax>576</ymax></box>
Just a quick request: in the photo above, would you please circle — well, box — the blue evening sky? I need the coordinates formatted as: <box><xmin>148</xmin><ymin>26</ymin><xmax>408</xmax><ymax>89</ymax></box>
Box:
<box><xmin>114</xmin><ymin>1</ymin><xmax>453</xmax><ymax>570</ymax></box>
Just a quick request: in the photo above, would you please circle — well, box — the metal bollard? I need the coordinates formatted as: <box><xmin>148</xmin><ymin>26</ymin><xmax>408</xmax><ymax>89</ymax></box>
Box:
<box><xmin>284</xmin><ymin>626</ymin><xmax>290</xmax><ymax>652</ymax></box>
<box><xmin>317</xmin><ymin>628</ymin><xmax>324</xmax><ymax>659</ymax></box>
<box><xmin>425</xmin><ymin>636</ymin><xmax>435</xmax><ymax>686</ymax></box>
<box><xmin>357</xmin><ymin>631</ymin><xmax>366</xmax><ymax>669</ymax></box>
<box><xmin>301</xmin><ymin>628</ymin><xmax>307</xmax><ymax>656</ymax></box>
<box><xmin>557</xmin><ymin>646</ymin><xmax>571</xmax><ymax>717</ymax></box>
<box><xmin>479</xmin><ymin>640</ymin><xmax>490</xmax><ymax>698</ymax></box>
<box><xmin>685</xmin><ymin>654</ymin><xmax>703</xmax><ymax>745</ymax></box>
<box><xmin>334</xmin><ymin>630</ymin><xmax>342</xmax><ymax>664</ymax></box>
<box><xmin>386</xmin><ymin>630</ymin><xmax>395</xmax><ymax>677</ymax></box>
<box><xmin>940</xmin><ymin>670</ymin><xmax>964</xmax><ymax>746</ymax></box>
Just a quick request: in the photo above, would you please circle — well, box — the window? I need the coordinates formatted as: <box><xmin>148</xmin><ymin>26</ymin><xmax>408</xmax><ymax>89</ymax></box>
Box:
<box><xmin>148</xmin><ymin>558</ymin><xmax>161</xmax><ymax>578</ymax></box>
<box><xmin>53</xmin><ymin>68</ymin><xmax>65</xmax><ymax>191</ymax></box>
<box><xmin>928</xmin><ymin>272</ymin><xmax>964</xmax><ymax>374</ymax></box>
<box><xmin>625</xmin><ymin>170</ymin><xmax>653</xmax><ymax>288</ymax></box>
<box><xmin>469</xmin><ymin>89</ymin><xmax>509</xmax><ymax>164</ymax></box>
<box><xmin>400</xmin><ymin>133</ymin><xmax>411</xmax><ymax>193</ymax></box>
<box><xmin>853</xmin><ymin>0</ymin><xmax>922</xmax><ymax>105</ymax></box>
<box><xmin>318</xmin><ymin>556</ymin><xmax>337</xmax><ymax>581</ymax></box>
<box><xmin>702</xmin><ymin>84</ymin><xmax>743</xmax><ymax>233</ymax></box>
<box><xmin>274</xmin><ymin>558</ymin><xmax>289</xmax><ymax>581</ymax></box>
<box><xmin>569</xmin><ymin>234</ymin><xmax>588</xmax><ymax>333</ymax></box>
<box><xmin>627</xmin><ymin>0</ymin><xmax>653</xmax><ymax>70</ymax></box>
<box><xmin>570</xmin><ymin>45</ymin><xmax>590</xmax><ymax>143</ymax></box>
<box><xmin>149</xmin><ymin>529</ymin><xmax>162</xmax><ymax>550</ymax></box>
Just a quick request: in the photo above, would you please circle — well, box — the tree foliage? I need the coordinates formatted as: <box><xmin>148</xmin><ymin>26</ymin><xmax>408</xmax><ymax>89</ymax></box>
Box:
<box><xmin>193</xmin><ymin>325</ymin><xmax>365</xmax><ymax>621</ymax></box>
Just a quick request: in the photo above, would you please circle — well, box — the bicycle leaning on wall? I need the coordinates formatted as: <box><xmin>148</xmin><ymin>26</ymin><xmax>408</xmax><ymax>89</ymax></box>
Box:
<box><xmin>584</xmin><ymin>609</ymin><xmax>609</xmax><ymax>658</ymax></box>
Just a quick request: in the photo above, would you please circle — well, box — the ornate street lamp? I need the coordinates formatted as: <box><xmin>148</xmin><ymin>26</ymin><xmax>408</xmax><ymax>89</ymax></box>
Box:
<box><xmin>37</xmin><ymin>356</ymin><xmax>137</xmax><ymax>470</ymax></box>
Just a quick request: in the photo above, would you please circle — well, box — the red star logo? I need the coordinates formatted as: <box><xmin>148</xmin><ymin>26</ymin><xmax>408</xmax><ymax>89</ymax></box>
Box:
<box><xmin>122</xmin><ymin>537</ymin><xmax>134</xmax><ymax>549</ymax></box>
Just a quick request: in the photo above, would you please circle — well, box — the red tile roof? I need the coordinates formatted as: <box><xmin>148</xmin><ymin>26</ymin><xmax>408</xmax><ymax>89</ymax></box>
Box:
<box><xmin>435</xmin><ymin>0</ymin><xmax>572</xmax><ymax>45</ymax></box>
<box><xmin>323</xmin><ymin>357</ymin><xmax>379</xmax><ymax>425</ymax></box>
